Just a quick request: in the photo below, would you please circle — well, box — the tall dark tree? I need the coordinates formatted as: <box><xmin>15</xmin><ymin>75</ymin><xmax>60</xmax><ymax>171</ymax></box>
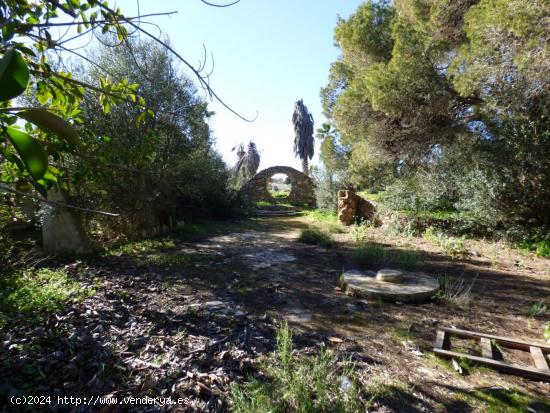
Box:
<box><xmin>292</xmin><ymin>99</ymin><xmax>315</xmax><ymax>176</ymax></box>
<box><xmin>322</xmin><ymin>0</ymin><xmax>550</xmax><ymax>225</ymax></box>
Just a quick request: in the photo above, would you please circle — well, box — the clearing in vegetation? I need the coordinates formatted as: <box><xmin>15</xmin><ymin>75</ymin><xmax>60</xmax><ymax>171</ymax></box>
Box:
<box><xmin>2</xmin><ymin>214</ymin><xmax>549</xmax><ymax>412</ymax></box>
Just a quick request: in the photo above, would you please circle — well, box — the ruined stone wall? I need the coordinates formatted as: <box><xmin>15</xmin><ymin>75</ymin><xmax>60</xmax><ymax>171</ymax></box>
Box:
<box><xmin>338</xmin><ymin>190</ymin><xmax>376</xmax><ymax>226</ymax></box>
<box><xmin>240</xmin><ymin>166</ymin><xmax>316</xmax><ymax>207</ymax></box>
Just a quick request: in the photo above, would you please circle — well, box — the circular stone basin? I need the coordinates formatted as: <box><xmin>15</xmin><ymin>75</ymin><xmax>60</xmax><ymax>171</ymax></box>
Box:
<box><xmin>343</xmin><ymin>269</ymin><xmax>438</xmax><ymax>303</ymax></box>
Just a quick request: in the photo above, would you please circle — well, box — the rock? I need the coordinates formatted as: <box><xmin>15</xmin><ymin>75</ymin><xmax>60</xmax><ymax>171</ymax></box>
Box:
<box><xmin>342</xmin><ymin>269</ymin><xmax>438</xmax><ymax>303</ymax></box>
<box><xmin>338</xmin><ymin>190</ymin><xmax>376</xmax><ymax>226</ymax></box>
<box><xmin>376</xmin><ymin>269</ymin><xmax>404</xmax><ymax>283</ymax></box>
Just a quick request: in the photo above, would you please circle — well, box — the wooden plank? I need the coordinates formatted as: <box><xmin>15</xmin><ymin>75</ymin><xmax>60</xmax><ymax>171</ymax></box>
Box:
<box><xmin>530</xmin><ymin>346</ymin><xmax>550</xmax><ymax>372</ymax></box>
<box><xmin>480</xmin><ymin>337</ymin><xmax>493</xmax><ymax>359</ymax></box>
<box><xmin>434</xmin><ymin>348</ymin><xmax>550</xmax><ymax>382</ymax></box>
<box><xmin>440</xmin><ymin>327</ymin><xmax>550</xmax><ymax>352</ymax></box>
<box><xmin>434</xmin><ymin>330</ymin><xmax>449</xmax><ymax>350</ymax></box>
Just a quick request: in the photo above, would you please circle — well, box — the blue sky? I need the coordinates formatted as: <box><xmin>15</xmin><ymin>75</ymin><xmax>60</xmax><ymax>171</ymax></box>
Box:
<box><xmin>115</xmin><ymin>0</ymin><xmax>362</xmax><ymax>170</ymax></box>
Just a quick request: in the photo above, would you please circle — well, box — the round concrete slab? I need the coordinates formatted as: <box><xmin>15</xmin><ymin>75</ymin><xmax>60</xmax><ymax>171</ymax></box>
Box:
<box><xmin>343</xmin><ymin>269</ymin><xmax>438</xmax><ymax>303</ymax></box>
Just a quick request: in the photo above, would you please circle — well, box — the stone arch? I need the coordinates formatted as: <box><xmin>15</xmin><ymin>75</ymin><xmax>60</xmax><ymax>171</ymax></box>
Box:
<box><xmin>240</xmin><ymin>166</ymin><xmax>315</xmax><ymax>207</ymax></box>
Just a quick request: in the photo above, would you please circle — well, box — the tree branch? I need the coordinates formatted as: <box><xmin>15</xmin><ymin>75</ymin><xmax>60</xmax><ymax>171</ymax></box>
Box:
<box><xmin>97</xmin><ymin>2</ymin><xmax>257</xmax><ymax>122</ymax></box>
<box><xmin>0</xmin><ymin>183</ymin><xmax>120</xmax><ymax>217</ymax></box>
<box><xmin>13</xmin><ymin>11</ymin><xmax>178</xmax><ymax>28</ymax></box>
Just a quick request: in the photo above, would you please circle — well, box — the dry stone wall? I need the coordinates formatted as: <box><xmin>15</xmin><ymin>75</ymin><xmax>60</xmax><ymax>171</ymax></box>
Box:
<box><xmin>240</xmin><ymin>166</ymin><xmax>316</xmax><ymax>207</ymax></box>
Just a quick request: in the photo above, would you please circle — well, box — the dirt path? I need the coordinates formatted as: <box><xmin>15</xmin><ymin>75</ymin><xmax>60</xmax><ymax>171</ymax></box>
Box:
<box><xmin>1</xmin><ymin>215</ymin><xmax>549</xmax><ymax>412</ymax></box>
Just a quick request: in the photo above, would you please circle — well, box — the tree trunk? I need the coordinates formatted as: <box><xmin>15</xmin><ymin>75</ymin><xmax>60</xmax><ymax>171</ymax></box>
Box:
<box><xmin>302</xmin><ymin>158</ymin><xmax>309</xmax><ymax>176</ymax></box>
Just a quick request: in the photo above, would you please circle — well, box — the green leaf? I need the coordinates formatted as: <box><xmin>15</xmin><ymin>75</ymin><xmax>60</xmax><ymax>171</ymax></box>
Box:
<box><xmin>17</xmin><ymin>109</ymin><xmax>80</xmax><ymax>147</ymax></box>
<box><xmin>2</xmin><ymin>23</ymin><xmax>14</xmax><ymax>41</ymax></box>
<box><xmin>42</xmin><ymin>172</ymin><xmax>58</xmax><ymax>182</ymax></box>
<box><xmin>0</xmin><ymin>49</ymin><xmax>30</xmax><ymax>101</ymax></box>
<box><xmin>6</xmin><ymin>127</ymin><xmax>48</xmax><ymax>180</ymax></box>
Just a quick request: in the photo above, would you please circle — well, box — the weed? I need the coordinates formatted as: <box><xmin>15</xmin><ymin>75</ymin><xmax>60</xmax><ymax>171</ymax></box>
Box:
<box><xmin>298</xmin><ymin>227</ymin><xmax>334</xmax><ymax>248</ymax></box>
<box><xmin>349</xmin><ymin>219</ymin><xmax>372</xmax><ymax>243</ymax></box>
<box><xmin>321</xmin><ymin>221</ymin><xmax>346</xmax><ymax>234</ymax></box>
<box><xmin>434</xmin><ymin>274</ymin><xmax>475</xmax><ymax>308</ymax></box>
<box><xmin>302</xmin><ymin>210</ymin><xmax>339</xmax><ymax>225</ymax></box>
<box><xmin>255</xmin><ymin>200</ymin><xmax>295</xmax><ymax>209</ymax></box>
<box><xmin>544</xmin><ymin>322</ymin><xmax>550</xmax><ymax>342</ymax></box>
<box><xmin>107</xmin><ymin>238</ymin><xmax>175</xmax><ymax>256</ymax></box>
<box><xmin>348</xmin><ymin>244</ymin><xmax>422</xmax><ymax>270</ymax></box>
<box><xmin>230</xmin><ymin>322</ymin><xmax>401</xmax><ymax>412</ymax></box>
<box><xmin>491</xmin><ymin>242</ymin><xmax>499</xmax><ymax>267</ymax></box>
<box><xmin>337</xmin><ymin>272</ymin><xmax>345</xmax><ymax>289</ymax></box>
<box><xmin>467</xmin><ymin>387</ymin><xmax>550</xmax><ymax>413</ymax></box>
<box><xmin>490</xmin><ymin>339</ymin><xmax>504</xmax><ymax>357</ymax></box>
<box><xmin>385</xmin><ymin>219</ymin><xmax>419</xmax><ymax>237</ymax></box>
<box><xmin>523</xmin><ymin>302</ymin><xmax>547</xmax><ymax>318</ymax></box>
<box><xmin>269</xmin><ymin>191</ymin><xmax>291</xmax><ymax>199</ymax></box>
<box><xmin>425</xmin><ymin>353</ymin><xmax>455</xmax><ymax>372</ymax></box>
<box><xmin>0</xmin><ymin>268</ymin><xmax>93</xmax><ymax>327</ymax></box>
<box><xmin>388</xmin><ymin>325</ymin><xmax>412</xmax><ymax>342</ymax></box>
<box><xmin>518</xmin><ymin>239</ymin><xmax>550</xmax><ymax>258</ymax></box>
<box><xmin>148</xmin><ymin>253</ymin><xmax>188</xmax><ymax>266</ymax></box>
<box><xmin>423</xmin><ymin>227</ymin><xmax>467</xmax><ymax>258</ymax></box>
<box><xmin>302</xmin><ymin>209</ymin><xmax>346</xmax><ymax>234</ymax></box>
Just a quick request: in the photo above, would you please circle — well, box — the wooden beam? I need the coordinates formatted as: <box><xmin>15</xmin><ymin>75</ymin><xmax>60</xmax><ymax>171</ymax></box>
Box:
<box><xmin>480</xmin><ymin>337</ymin><xmax>493</xmax><ymax>359</ymax></box>
<box><xmin>434</xmin><ymin>348</ymin><xmax>550</xmax><ymax>382</ymax></box>
<box><xmin>434</xmin><ymin>330</ymin><xmax>449</xmax><ymax>350</ymax></box>
<box><xmin>439</xmin><ymin>327</ymin><xmax>550</xmax><ymax>352</ymax></box>
<box><xmin>530</xmin><ymin>346</ymin><xmax>550</xmax><ymax>372</ymax></box>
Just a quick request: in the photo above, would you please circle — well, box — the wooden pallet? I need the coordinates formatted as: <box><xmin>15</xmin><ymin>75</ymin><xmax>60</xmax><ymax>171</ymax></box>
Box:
<box><xmin>433</xmin><ymin>327</ymin><xmax>550</xmax><ymax>381</ymax></box>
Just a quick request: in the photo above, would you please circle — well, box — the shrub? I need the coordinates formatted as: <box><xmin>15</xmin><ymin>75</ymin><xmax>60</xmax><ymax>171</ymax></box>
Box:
<box><xmin>312</xmin><ymin>167</ymin><xmax>346</xmax><ymax>214</ymax></box>
<box><xmin>230</xmin><ymin>322</ymin><xmax>386</xmax><ymax>413</ymax></box>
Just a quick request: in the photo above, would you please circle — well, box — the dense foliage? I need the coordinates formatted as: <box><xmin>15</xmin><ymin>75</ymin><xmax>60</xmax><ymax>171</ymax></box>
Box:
<box><xmin>1</xmin><ymin>0</ymin><xmax>147</xmax><ymax>197</ymax></box>
<box><xmin>321</xmin><ymin>0</ymin><xmax>549</xmax><ymax>229</ymax></box>
<box><xmin>313</xmin><ymin>123</ymin><xmax>349</xmax><ymax>213</ymax></box>
<box><xmin>74</xmin><ymin>38</ymin><xmax>231</xmax><ymax>237</ymax></box>
<box><xmin>1</xmin><ymin>1</ymin><xmax>236</xmax><ymax>244</ymax></box>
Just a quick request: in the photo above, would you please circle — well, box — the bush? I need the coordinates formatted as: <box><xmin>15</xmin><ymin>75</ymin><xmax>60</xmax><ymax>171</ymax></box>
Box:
<box><xmin>75</xmin><ymin>37</ymin><xmax>235</xmax><ymax>239</ymax></box>
<box><xmin>312</xmin><ymin>167</ymin><xmax>346</xmax><ymax>214</ymax></box>
<box><xmin>230</xmin><ymin>322</ymin><xmax>375</xmax><ymax>412</ymax></box>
